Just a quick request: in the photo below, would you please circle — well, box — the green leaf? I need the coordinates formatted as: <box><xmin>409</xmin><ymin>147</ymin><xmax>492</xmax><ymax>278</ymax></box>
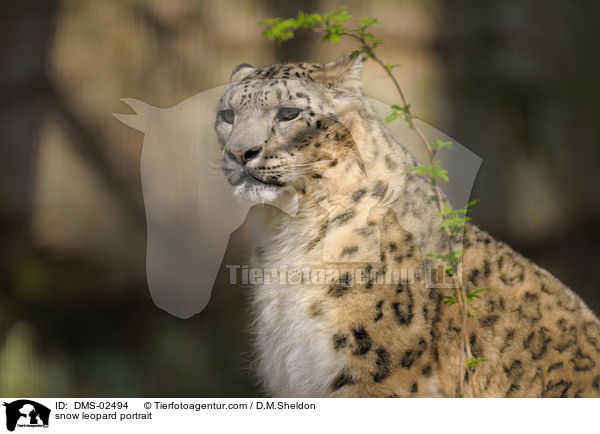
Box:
<box><xmin>440</xmin><ymin>217</ymin><xmax>467</xmax><ymax>228</ymax></box>
<box><xmin>398</xmin><ymin>104</ymin><xmax>410</xmax><ymax>113</ymax></box>
<box><xmin>433</xmin><ymin>139</ymin><xmax>453</xmax><ymax>153</ymax></box>
<box><xmin>406</xmin><ymin>160</ymin><xmax>449</xmax><ymax>183</ymax></box>
<box><xmin>325</xmin><ymin>7</ymin><xmax>352</xmax><ymax>24</ymax></box>
<box><xmin>358</xmin><ymin>17</ymin><xmax>380</xmax><ymax>27</ymax></box>
<box><xmin>296</xmin><ymin>11</ymin><xmax>323</xmax><ymax>28</ymax></box>
<box><xmin>371</xmin><ymin>39</ymin><xmax>383</xmax><ymax>48</ymax></box>
<box><xmin>443</xmin><ymin>296</ymin><xmax>458</xmax><ymax>306</ymax></box>
<box><xmin>466</xmin><ymin>199</ymin><xmax>480</xmax><ymax>209</ymax></box>
<box><xmin>466</xmin><ymin>358</ymin><xmax>487</xmax><ymax>368</ymax></box>
<box><xmin>258</xmin><ymin>18</ymin><xmax>277</xmax><ymax>27</ymax></box>
<box><xmin>260</xmin><ymin>16</ymin><xmax>301</xmax><ymax>42</ymax></box>
<box><xmin>426</xmin><ymin>249</ymin><xmax>463</xmax><ymax>265</ymax></box>
<box><xmin>437</xmin><ymin>169</ymin><xmax>449</xmax><ymax>182</ymax></box>
<box><xmin>385</xmin><ymin>111</ymin><xmax>399</xmax><ymax>123</ymax></box>
<box><xmin>386</xmin><ymin>62</ymin><xmax>401</xmax><ymax>70</ymax></box>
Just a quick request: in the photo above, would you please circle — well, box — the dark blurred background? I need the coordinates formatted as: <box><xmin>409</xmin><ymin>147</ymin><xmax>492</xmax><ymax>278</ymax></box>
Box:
<box><xmin>1</xmin><ymin>0</ymin><xmax>599</xmax><ymax>396</ymax></box>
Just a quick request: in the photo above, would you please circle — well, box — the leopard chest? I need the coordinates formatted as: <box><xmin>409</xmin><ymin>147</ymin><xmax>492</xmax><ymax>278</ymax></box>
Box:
<box><xmin>248</xmin><ymin>217</ymin><xmax>347</xmax><ymax>396</ymax></box>
<box><xmin>248</xmin><ymin>200</ymin><xmax>387</xmax><ymax>396</ymax></box>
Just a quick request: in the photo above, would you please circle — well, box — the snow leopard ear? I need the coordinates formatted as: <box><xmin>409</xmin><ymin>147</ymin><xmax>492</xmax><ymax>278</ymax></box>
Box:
<box><xmin>230</xmin><ymin>63</ymin><xmax>257</xmax><ymax>83</ymax></box>
<box><xmin>312</xmin><ymin>56</ymin><xmax>363</xmax><ymax>93</ymax></box>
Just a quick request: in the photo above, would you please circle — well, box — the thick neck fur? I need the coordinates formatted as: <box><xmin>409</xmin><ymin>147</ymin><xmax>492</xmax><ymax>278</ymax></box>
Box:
<box><xmin>255</xmin><ymin>96</ymin><xmax>445</xmax><ymax>266</ymax></box>
<box><xmin>246</xmin><ymin>96</ymin><xmax>446</xmax><ymax>397</ymax></box>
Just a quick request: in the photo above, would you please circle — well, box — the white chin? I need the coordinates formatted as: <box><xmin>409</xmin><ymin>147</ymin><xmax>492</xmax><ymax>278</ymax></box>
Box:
<box><xmin>233</xmin><ymin>180</ymin><xmax>281</xmax><ymax>203</ymax></box>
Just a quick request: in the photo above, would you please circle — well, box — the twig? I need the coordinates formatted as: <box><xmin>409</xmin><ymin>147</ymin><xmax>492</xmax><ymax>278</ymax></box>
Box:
<box><xmin>264</xmin><ymin>13</ymin><xmax>480</xmax><ymax>397</ymax></box>
<box><xmin>343</xmin><ymin>31</ymin><xmax>480</xmax><ymax>397</ymax></box>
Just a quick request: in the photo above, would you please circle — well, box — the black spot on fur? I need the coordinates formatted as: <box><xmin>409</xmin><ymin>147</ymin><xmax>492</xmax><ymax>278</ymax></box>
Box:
<box><xmin>583</xmin><ymin>321</ymin><xmax>600</xmax><ymax>354</ymax></box>
<box><xmin>592</xmin><ymin>375</ymin><xmax>600</xmax><ymax>391</ymax></box>
<box><xmin>470</xmin><ymin>333</ymin><xmax>483</xmax><ymax>359</ymax></box>
<box><xmin>341</xmin><ymin>246</ymin><xmax>358</xmax><ymax>257</ymax></box>
<box><xmin>362</xmin><ymin>265</ymin><xmax>374</xmax><ymax>290</ymax></box>
<box><xmin>516</xmin><ymin>292</ymin><xmax>542</xmax><ymax>323</ymax></box>
<box><xmin>554</xmin><ymin>318</ymin><xmax>577</xmax><ymax>353</ymax></box>
<box><xmin>422</xmin><ymin>364</ymin><xmax>432</xmax><ymax>376</ymax></box>
<box><xmin>411</xmin><ymin>382</ymin><xmax>418</xmax><ymax>394</ymax></box>
<box><xmin>384</xmin><ymin>155</ymin><xmax>398</xmax><ymax>171</ymax></box>
<box><xmin>328</xmin><ymin>283</ymin><xmax>349</xmax><ymax>298</ymax></box>
<box><xmin>497</xmin><ymin>254</ymin><xmax>525</xmax><ymax>286</ymax></box>
<box><xmin>479</xmin><ymin>314</ymin><xmax>499</xmax><ymax>331</ymax></box>
<box><xmin>392</xmin><ymin>286</ymin><xmax>414</xmax><ymax>326</ymax></box>
<box><xmin>374</xmin><ymin>300</ymin><xmax>384</xmax><ymax>322</ymax></box>
<box><xmin>373</xmin><ymin>348</ymin><xmax>391</xmax><ymax>382</ymax></box>
<box><xmin>340</xmin><ymin>272</ymin><xmax>351</xmax><ymax>287</ymax></box>
<box><xmin>352</xmin><ymin>188</ymin><xmax>367</xmax><ymax>203</ymax></box>
<box><xmin>523</xmin><ymin>327</ymin><xmax>552</xmax><ymax>360</ymax></box>
<box><xmin>352</xmin><ymin>326</ymin><xmax>372</xmax><ymax>356</ymax></box>
<box><xmin>483</xmin><ymin>260</ymin><xmax>491</xmax><ymax>277</ymax></box>
<box><xmin>332</xmin><ymin>210</ymin><xmax>355</xmax><ymax>226</ymax></box>
<box><xmin>333</xmin><ymin>333</ymin><xmax>348</xmax><ymax>350</ymax></box>
<box><xmin>545</xmin><ymin>380</ymin><xmax>572</xmax><ymax>398</ymax></box>
<box><xmin>371</xmin><ymin>181</ymin><xmax>387</xmax><ymax>198</ymax></box>
<box><xmin>547</xmin><ymin>362</ymin><xmax>563</xmax><ymax>373</ymax></box>
<box><xmin>505</xmin><ymin>383</ymin><xmax>520</xmax><ymax>397</ymax></box>
<box><xmin>468</xmin><ymin>268</ymin><xmax>480</xmax><ymax>285</ymax></box>
<box><xmin>309</xmin><ymin>301</ymin><xmax>323</xmax><ymax>317</ymax></box>
<box><xmin>331</xmin><ymin>369</ymin><xmax>355</xmax><ymax>392</ymax></box>
<box><xmin>296</xmin><ymin>91</ymin><xmax>309</xmax><ymax>101</ymax></box>
<box><xmin>571</xmin><ymin>348</ymin><xmax>595</xmax><ymax>372</ymax></box>
<box><xmin>306</xmin><ymin>221</ymin><xmax>328</xmax><ymax>251</ymax></box>
<box><xmin>503</xmin><ymin>360</ymin><xmax>523</xmax><ymax>381</ymax></box>
<box><xmin>400</xmin><ymin>338</ymin><xmax>427</xmax><ymax>369</ymax></box>
<box><xmin>556</xmin><ymin>293</ymin><xmax>579</xmax><ymax>312</ymax></box>
<box><xmin>500</xmin><ymin>329</ymin><xmax>516</xmax><ymax>354</ymax></box>
<box><xmin>428</xmin><ymin>289</ymin><xmax>443</xmax><ymax>363</ymax></box>
<box><xmin>376</xmin><ymin>265</ymin><xmax>387</xmax><ymax>282</ymax></box>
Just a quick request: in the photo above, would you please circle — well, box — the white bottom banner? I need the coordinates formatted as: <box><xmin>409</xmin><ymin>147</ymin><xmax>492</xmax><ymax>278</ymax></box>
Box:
<box><xmin>0</xmin><ymin>398</ymin><xmax>596</xmax><ymax>433</ymax></box>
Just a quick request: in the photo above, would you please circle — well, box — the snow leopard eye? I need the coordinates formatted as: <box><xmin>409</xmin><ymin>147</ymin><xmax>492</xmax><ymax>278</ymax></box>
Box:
<box><xmin>218</xmin><ymin>109</ymin><xmax>235</xmax><ymax>124</ymax></box>
<box><xmin>276</xmin><ymin>107</ymin><xmax>301</xmax><ymax>122</ymax></box>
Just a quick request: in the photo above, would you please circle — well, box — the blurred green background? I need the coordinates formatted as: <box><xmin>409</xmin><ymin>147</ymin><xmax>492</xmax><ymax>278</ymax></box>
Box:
<box><xmin>1</xmin><ymin>0</ymin><xmax>599</xmax><ymax>397</ymax></box>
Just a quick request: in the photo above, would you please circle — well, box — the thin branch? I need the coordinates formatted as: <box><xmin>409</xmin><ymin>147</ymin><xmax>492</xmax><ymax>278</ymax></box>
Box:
<box><xmin>347</xmin><ymin>30</ymin><xmax>480</xmax><ymax>398</ymax></box>
<box><xmin>277</xmin><ymin>17</ymin><xmax>481</xmax><ymax>397</ymax></box>
<box><xmin>345</xmin><ymin>32</ymin><xmax>479</xmax><ymax>396</ymax></box>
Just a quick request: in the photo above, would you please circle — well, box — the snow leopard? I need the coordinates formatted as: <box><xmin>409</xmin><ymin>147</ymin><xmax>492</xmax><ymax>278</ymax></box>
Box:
<box><xmin>215</xmin><ymin>56</ymin><xmax>600</xmax><ymax>397</ymax></box>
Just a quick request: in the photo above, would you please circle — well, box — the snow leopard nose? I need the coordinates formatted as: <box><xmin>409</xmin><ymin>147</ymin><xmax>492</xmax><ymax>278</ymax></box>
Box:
<box><xmin>227</xmin><ymin>146</ymin><xmax>262</xmax><ymax>165</ymax></box>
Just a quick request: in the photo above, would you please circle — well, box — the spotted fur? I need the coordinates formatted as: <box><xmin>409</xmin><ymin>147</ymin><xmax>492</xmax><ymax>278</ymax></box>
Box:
<box><xmin>216</xmin><ymin>57</ymin><xmax>600</xmax><ymax>397</ymax></box>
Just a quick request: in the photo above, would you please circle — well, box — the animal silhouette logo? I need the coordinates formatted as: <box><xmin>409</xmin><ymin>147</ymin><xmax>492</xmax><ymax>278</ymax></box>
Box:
<box><xmin>113</xmin><ymin>86</ymin><xmax>481</xmax><ymax>319</ymax></box>
<box><xmin>3</xmin><ymin>400</ymin><xmax>50</xmax><ymax>431</ymax></box>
